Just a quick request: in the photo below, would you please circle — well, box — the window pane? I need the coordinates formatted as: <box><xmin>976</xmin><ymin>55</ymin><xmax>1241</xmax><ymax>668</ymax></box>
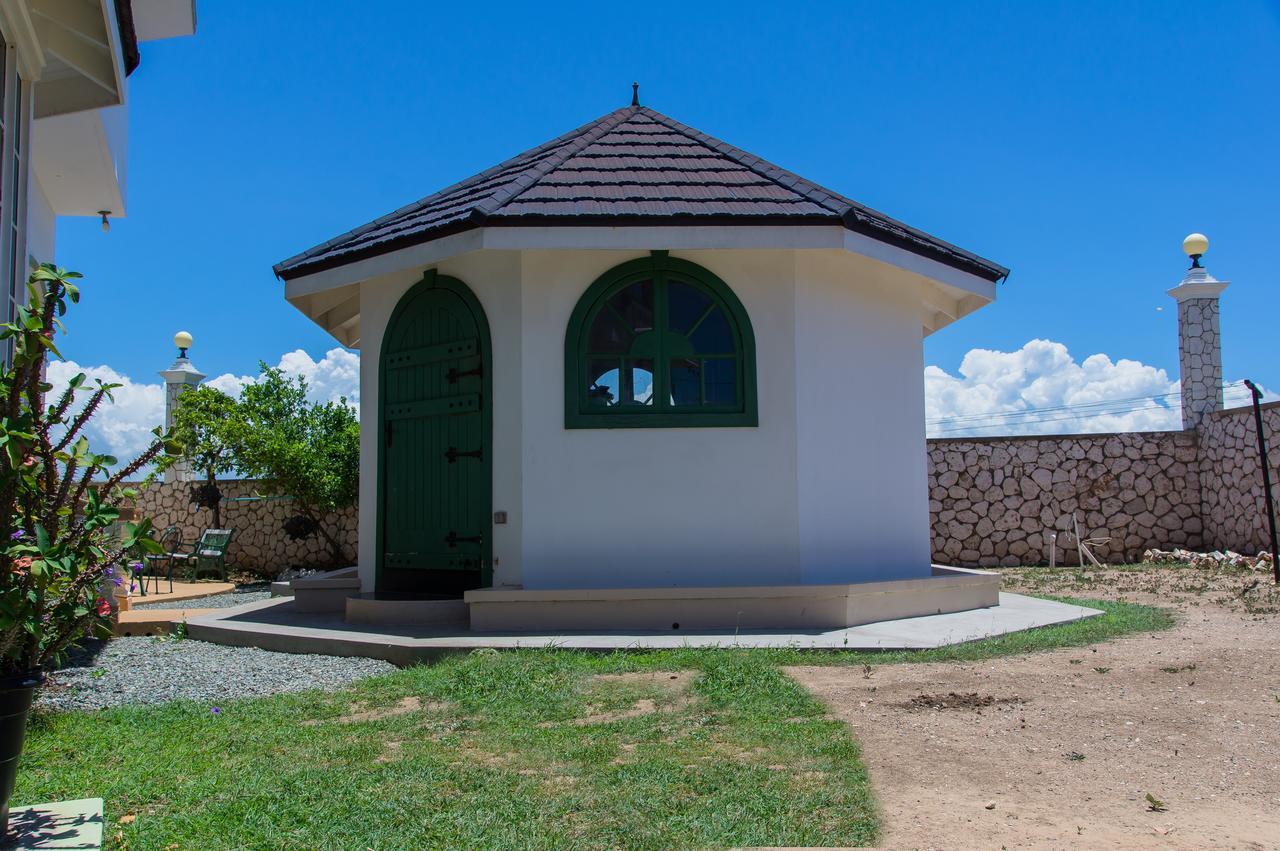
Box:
<box><xmin>690</xmin><ymin>306</ymin><xmax>732</xmax><ymax>354</ymax></box>
<box><xmin>587</xmin><ymin>358</ymin><xmax>620</xmax><ymax>407</ymax></box>
<box><xmin>667</xmin><ymin>280</ymin><xmax>711</xmax><ymax>334</ymax></box>
<box><xmin>587</xmin><ymin>307</ymin><xmax>631</xmax><ymax>353</ymax></box>
<box><xmin>621</xmin><ymin>359</ymin><xmax>654</xmax><ymax>406</ymax></box>
<box><xmin>704</xmin><ymin>359</ymin><xmax>737</xmax><ymax>406</ymax></box>
<box><xmin>670</xmin><ymin>358</ymin><xmax>701</xmax><ymax>407</ymax></box>
<box><xmin>608</xmin><ymin>280</ymin><xmax>654</xmax><ymax>334</ymax></box>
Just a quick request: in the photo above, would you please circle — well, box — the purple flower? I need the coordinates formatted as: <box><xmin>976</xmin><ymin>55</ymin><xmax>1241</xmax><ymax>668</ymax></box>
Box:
<box><xmin>210</xmin><ymin>707</ymin><xmax>221</xmax><ymax>715</ymax></box>
<box><xmin>9</xmin><ymin>531</ymin><xmax>21</xmax><ymax>540</ymax></box>
<box><xmin>112</xmin><ymin>576</ymin><xmax>123</xmax><ymax>587</ymax></box>
<box><xmin>104</xmin><ymin>567</ymin><xmax>115</xmax><ymax>579</ymax></box>
<box><xmin>130</xmin><ymin>562</ymin><xmax>144</xmax><ymax>573</ymax></box>
<box><xmin>130</xmin><ymin>582</ymin><xmax>137</xmax><ymax>592</ymax></box>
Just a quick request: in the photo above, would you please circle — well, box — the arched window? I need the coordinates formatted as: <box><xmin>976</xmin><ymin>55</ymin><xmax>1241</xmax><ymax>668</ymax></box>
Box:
<box><xmin>565</xmin><ymin>252</ymin><xmax>758</xmax><ymax>428</ymax></box>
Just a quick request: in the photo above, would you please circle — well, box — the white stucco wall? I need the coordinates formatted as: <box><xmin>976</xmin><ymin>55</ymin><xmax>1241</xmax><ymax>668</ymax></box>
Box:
<box><xmin>354</xmin><ymin>245</ymin><xmax>937</xmax><ymax>592</ymax></box>
<box><xmin>794</xmin><ymin>251</ymin><xmax>932</xmax><ymax>583</ymax></box>
<box><xmin>517</xmin><ymin>249</ymin><xmax>802</xmax><ymax>589</ymax></box>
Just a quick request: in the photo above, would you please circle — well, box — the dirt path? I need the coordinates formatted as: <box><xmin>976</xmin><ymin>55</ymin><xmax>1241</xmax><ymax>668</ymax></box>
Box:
<box><xmin>790</xmin><ymin>567</ymin><xmax>1280</xmax><ymax>849</ymax></box>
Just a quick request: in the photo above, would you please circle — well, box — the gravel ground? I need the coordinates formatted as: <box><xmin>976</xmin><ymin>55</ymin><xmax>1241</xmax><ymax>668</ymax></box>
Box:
<box><xmin>39</xmin><ymin>637</ymin><xmax>396</xmax><ymax>712</ymax></box>
<box><xmin>133</xmin><ymin>583</ymin><xmax>273</xmax><ymax>610</ymax></box>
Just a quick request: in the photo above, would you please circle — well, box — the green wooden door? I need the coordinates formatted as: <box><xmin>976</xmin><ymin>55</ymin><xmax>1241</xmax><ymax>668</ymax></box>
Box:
<box><xmin>378</xmin><ymin>273</ymin><xmax>491</xmax><ymax>595</ymax></box>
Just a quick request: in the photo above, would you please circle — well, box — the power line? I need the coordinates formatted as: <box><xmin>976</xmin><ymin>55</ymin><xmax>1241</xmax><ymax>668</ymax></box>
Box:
<box><xmin>927</xmin><ymin>381</ymin><xmax>1247</xmax><ymax>426</ymax></box>
<box><xmin>926</xmin><ymin>390</ymin><xmax>1182</xmax><ymax>426</ymax></box>
<box><xmin>929</xmin><ymin>403</ymin><xmax>1180</xmax><ymax>435</ymax></box>
<box><xmin>926</xmin><ymin>381</ymin><xmax>1248</xmax><ymax>429</ymax></box>
<box><xmin>929</xmin><ymin>388</ymin><xmax>1261</xmax><ymax>436</ymax></box>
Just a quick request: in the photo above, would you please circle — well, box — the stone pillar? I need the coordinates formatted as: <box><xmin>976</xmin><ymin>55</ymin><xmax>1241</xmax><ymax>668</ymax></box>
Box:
<box><xmin>1168</xmin><ymin>234</ymin><xmax>1228</xmax><ymax>431</ymax></box>
<box><xmin>158</xmin><ymin>332</ymin><xmax>205</xmax><ymax>483</ymax></box>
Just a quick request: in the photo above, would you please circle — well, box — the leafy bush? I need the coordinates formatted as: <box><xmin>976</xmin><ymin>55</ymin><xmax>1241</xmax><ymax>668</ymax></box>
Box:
<box><xmin>0</xmin><ymin>265</ymin><xmax>165</xmax><ymax>675</ymax></box>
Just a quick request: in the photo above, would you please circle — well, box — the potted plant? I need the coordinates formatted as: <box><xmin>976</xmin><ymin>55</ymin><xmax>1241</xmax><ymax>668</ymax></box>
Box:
<box><xmin>0</xmin><ymin>264</ymin><xmax>167</xmax><ymax>835</ymax></box>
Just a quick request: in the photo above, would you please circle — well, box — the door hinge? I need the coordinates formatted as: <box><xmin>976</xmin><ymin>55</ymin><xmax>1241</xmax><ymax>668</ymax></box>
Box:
<box><xmin>444</xmin><ymin>446</ymin><xmax>484</xmax><ymax>463</ymax></box>
<box><xmin>444</xmin><ymin>531</ymin><xmax>483</xmax><ymax>548</ymax></box>
<box><xmin>446</xmin><ymin>365</ymin><xmax>483</xmax><ymax>384</ymax></box>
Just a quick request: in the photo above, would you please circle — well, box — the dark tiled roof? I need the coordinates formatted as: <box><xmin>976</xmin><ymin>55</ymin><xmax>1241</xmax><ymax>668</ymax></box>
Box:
<box><xmin>274</xmin><ymin>106</ymin><xmax>1008</xmax><ymax>282</ymax></box>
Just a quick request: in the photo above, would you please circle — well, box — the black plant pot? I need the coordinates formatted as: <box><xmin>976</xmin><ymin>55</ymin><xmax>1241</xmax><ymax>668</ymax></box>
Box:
<box><xmin>0</xmin><ymin>669</ymin><xmax>42</xmax><ymax>838</ymax></box>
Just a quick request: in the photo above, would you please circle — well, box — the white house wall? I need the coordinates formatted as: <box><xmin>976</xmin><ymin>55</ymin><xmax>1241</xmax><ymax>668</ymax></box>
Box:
<box><xmin>354</xmin><ymin>246</ymin><xmax>936</xmax><ymax>592</ymax></box>
<box><xmin>794</xmin><ymin>250</ymin><xmax>932</xmax><ymax>583</ymax></box>
<box><xmin>518</xmin><ymin>249</ymin><xmax>803</xmax><ymax>590</ymax></box>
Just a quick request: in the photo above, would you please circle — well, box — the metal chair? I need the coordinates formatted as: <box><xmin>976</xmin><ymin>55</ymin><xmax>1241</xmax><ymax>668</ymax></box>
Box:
<box><xmin>140</xmin><ymin>525</ymin><xmax>184</xmax><ymax>595</ymax></box>
<box><xmin>179</xmin><ymin>528</ymin><xmax>235</xmax><ymax>581</ymax></box>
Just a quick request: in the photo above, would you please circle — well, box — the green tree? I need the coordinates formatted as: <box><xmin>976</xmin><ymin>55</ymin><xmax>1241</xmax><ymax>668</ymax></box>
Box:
<box><xmin>234</xmin><ymin>366</ymin><xmax>358</xmax><ymax>565</ymax></box>
<box><xmin>157</xmin><ymin>384</ymin><xmax>240</xmax><ymax>527</ymax></box>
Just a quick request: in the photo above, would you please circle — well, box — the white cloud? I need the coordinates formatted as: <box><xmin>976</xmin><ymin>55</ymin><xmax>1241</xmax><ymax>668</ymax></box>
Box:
<box><xmin>45</xmin><ymin>348</ymin><xmax>360</xmax><ymax>467</ymax></box>
<box><xmin>925</xmin><ymin>338</ymin><xmax>1270</xmax><ymax>438</ymax></box>
<box><xmin>45</xmin><ymin>359</ymin><xmax>166</xmax><ymax>465</ymax></box>
<box><xmin>206</xmin><ymin>348</ymin><xmax>360</xmax><ymax>409</ymax></box>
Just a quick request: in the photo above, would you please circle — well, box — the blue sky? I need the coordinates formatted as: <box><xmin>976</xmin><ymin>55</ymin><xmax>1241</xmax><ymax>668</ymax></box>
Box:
<box><xmin>49</xmin><ymin>1</ymin><xmax>1280</xmax><ymax>449</ymax></box>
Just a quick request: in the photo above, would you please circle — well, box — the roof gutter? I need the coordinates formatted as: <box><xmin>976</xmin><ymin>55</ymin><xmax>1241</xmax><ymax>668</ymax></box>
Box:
<box><xmin>113</xmin><ymin>0</ymin><xmax>140</xmax><ymax>75</ymax></box>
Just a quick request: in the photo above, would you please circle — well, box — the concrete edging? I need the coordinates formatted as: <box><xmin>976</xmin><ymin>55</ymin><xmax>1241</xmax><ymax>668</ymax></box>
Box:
<box><xmin>184</xmin><ymin>592</ymin><xmax>1102</xmax><ymax>664</ymax></box>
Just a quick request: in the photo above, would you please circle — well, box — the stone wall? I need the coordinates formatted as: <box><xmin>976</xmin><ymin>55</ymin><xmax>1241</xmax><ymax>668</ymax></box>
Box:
<box><xmin>124</xmin><ymin>479</ymin><xmax>358</xmax><ymax>576</ymax></box>
<box><xmin>928</xmin><ymin>403</ymin><xmax>1280</xmax><ymax>567</ymax></box>
<box><xmin>124</xmin><ymin>405</ymin><xmax>1280</xmax><ymax>575</ymax></box>
<box><xmin>927</xmin><ymin>431</ymin><xmax>1203</xmax><ymax>567</ymax></box>
<box><xmin>1197</xmin><ymin>401</ymin><xmax>1280</xmax><ymax>554</ymax></box>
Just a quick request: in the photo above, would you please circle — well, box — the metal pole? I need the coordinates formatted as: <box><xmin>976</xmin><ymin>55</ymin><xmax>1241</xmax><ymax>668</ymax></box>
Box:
<box><xmin>1243</xmin><ymin>379</ymin><xmax>1279</xmax><ymax>584</ymax></box>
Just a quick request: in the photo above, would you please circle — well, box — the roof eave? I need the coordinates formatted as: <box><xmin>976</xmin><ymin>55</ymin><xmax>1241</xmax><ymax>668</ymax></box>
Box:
<box><xmin>275</xmin><ymin>216</ymin><xmax>1006</xmax><ymax>284</ymax></box>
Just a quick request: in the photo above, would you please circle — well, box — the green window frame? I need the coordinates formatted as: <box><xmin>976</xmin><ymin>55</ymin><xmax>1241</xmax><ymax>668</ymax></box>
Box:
<box><xmin>565</xmin><ymin>251</ymin><xmax>758</xmax><ymax>429</ymax></box>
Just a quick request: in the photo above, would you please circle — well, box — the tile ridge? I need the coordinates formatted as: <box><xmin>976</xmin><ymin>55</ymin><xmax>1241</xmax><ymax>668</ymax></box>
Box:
<box><xmin>639</xmin><ymin>108</ymin><xmax>1007</xmax><ymax>279</ymax></box>
<box><xmin>473</xmin><ymin>107</ymin><xmax>637</xmax><ymax>220</ymax></box>
<box><xmin>637</xmin><ymin>108</ymin><xmax>848</xmax><ymax>216</ymax></box>
<box><xmin>274</xmin><ymin>108</ymin><xmax>631</xmax><ymax>275</ymax></box>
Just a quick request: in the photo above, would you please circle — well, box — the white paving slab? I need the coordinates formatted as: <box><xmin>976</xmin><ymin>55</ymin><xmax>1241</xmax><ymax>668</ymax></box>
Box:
<box><xmin>185</xmin><ymin>593</ymin><xmax>1102</xmax><ymax>664</ymax></box>
<box><xmin>6</xmin><ymin>797</ymin><xmax>103</xmax><ymax>850</ymax></box>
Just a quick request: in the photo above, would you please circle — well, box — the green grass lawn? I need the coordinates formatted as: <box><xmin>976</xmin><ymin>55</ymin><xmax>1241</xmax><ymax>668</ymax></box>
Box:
<box><xmin>21</xmin><ymin>597</ymin><xmax>1169</xmax><ymax>850</ymax></box>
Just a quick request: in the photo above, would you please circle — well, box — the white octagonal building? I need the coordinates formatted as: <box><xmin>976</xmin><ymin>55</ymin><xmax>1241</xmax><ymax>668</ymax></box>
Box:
<box><xmin>274</xmin><ymin>99</ymin><xmax>1009</xmax><ymax>631</ymax></box>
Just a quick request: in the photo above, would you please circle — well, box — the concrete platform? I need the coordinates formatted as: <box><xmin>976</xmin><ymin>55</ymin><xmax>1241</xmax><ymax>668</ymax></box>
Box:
<box><xmin>115</xmin><ymin>607</ymin><xmax>215</xmax><ymax>636</ymax></box>
<box><xmin>116</xmin><ymin>580</ymin><xmax>234</xmax><ymax>611</ymax></box>
<box><xmin>6</xmin><ymin>797</ymin><xmax>103</xmax><ymax>850</ymax></box>
<box><xmin>466</xmin><ymin>566</ymin><xmax>999</xmax><ymax>632</ymax></box>
<box><xmin>185</xmin><ymin>593</ymin><xmax>1104</xmax><ymax>665</ymax></box>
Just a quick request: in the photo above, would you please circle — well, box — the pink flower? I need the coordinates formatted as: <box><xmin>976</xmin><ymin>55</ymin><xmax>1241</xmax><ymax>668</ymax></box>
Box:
<box><xmin>95</xmin><ymin>598</ymin><xmax>111</xmax><ymax>616</ymax></box>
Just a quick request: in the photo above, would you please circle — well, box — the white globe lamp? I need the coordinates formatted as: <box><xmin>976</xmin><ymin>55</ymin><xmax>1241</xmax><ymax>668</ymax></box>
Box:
<box><xmin>1182</xmin><ymin>233</ymin><xmax>1208</xmax><ymax>268</ymax></box>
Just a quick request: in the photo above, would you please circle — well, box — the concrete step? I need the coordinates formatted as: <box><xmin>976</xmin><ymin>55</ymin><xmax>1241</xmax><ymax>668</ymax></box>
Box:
<box><xmin>345</xmin><ymin>594</ymin><xmax>469</xmax><ymax>628</ymax></box>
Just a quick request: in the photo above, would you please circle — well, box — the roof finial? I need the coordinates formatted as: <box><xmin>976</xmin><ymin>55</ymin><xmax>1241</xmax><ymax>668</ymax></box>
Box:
<box><xmin>631</xmin><ymin>81</ymin><xmax>639</xmax><ymax>107</ymax></box>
